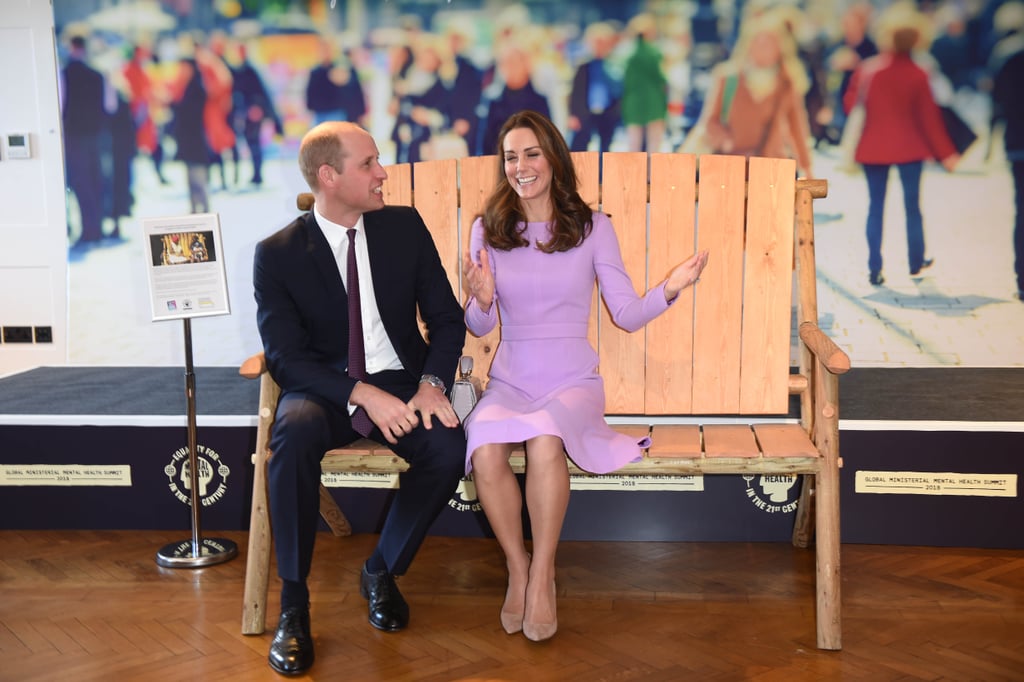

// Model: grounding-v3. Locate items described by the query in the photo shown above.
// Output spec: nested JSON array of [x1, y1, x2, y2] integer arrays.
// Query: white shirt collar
[[314, 204, 364, 257]]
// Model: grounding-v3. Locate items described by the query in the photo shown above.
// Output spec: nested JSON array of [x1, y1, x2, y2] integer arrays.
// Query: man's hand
[[350, 382, 420, 445], [408, 382, 460, 430]]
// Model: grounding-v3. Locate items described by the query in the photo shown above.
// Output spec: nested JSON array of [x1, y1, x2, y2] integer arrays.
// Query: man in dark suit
[[568, 22, 622, 153], [253, 121, 466, 675], [990, 14, 1024, 300], [62, 34, 109, 247]]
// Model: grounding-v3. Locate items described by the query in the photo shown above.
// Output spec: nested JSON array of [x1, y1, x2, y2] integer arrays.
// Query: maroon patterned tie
[[346, 228, 373, 437]]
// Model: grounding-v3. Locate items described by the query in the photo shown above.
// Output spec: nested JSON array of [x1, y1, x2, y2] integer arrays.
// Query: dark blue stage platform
[[0, 366, 1020, 548]]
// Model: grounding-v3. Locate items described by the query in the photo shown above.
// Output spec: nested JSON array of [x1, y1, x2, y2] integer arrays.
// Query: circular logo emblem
[[448, 476, 483, 513], [164, 444, 230, 507], [743, 474, 800, 514]]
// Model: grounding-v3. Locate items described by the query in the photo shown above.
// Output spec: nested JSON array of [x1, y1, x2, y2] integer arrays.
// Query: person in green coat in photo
[[622, 13, 668, 152]]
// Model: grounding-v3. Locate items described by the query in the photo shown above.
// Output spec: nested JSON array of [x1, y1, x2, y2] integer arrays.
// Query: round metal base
[[155, 537, 238, 568]]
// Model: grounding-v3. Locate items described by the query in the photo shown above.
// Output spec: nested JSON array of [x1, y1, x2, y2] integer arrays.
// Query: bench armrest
[[798, 322, 850, 375], [240, 351, 268, 380]]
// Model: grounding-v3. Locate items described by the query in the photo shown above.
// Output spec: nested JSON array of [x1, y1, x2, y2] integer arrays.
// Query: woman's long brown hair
[[481, 110, 594, 253]]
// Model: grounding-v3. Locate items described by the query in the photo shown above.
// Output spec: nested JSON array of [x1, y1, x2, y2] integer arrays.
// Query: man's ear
[[317, 163, 336, 188]]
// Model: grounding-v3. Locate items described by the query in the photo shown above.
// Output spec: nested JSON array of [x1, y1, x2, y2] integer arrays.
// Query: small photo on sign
[[149, 231, 218, 267]]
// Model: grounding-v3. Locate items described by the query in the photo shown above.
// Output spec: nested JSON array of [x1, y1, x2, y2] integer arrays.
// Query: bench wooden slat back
[[742, 157, 797, 413], [355, 152, 798, 415], [648, 153, 698, 414], [410, 159, 460, 299], [599, 152, 650, 413], [381, 162, 412, 207], [458, 155, 499, 375], [693, 155, 746, 413]]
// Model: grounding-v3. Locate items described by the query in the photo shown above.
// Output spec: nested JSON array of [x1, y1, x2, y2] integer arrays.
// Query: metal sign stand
[[156, 318, 238, 568]]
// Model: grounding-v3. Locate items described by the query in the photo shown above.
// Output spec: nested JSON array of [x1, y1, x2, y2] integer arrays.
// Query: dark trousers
[[268, 370, 465, 584], [65, 134, 104, 242], [863, 161, 925, 275], [243, 119, 264, 183], [1013, 160, 1024, 293], [571, 109, 619, 153]]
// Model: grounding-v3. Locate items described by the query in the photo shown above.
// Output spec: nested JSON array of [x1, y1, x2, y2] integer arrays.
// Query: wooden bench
[[240, 151, 847, 650]]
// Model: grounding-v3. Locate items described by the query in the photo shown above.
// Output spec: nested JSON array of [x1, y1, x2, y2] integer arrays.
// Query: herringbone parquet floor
[[0, 530, 1021, 681]]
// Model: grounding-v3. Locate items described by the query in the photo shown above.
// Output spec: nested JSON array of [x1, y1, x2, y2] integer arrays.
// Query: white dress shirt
[[314, 206, 405, 381]]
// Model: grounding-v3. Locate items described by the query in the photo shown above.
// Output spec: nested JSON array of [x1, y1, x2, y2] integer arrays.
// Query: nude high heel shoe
[[522, 579, 557, 642], [500, 556, 529, 634], [500, 597, 524, 635]]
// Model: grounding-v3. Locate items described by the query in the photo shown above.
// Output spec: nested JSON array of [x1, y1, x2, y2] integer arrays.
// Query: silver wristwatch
[[419, 374, 446, 392]]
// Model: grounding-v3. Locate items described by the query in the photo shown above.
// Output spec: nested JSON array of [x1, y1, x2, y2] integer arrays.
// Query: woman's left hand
[[664, 250, 710, 301], [463, 249, 495, 311]]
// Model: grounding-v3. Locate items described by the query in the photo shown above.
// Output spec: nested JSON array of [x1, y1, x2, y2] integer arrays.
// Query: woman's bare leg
[[471, 442, 531, 633], [522, 435, 569, 640], [626, 124, 644, 152], [646, 119, 667, 152]]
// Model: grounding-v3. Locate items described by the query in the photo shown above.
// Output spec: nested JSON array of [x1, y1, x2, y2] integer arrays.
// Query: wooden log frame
[[239, 152, 848, 651]]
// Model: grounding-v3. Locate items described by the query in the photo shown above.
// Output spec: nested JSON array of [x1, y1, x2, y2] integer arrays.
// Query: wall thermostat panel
[[3, 133, 31, 159]]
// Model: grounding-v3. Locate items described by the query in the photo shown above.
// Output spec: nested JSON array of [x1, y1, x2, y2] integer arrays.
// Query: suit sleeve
[[253, 236, 355, 410], [409, 211, 466, 388]]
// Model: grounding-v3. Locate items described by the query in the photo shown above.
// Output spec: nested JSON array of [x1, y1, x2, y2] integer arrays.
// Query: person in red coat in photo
[[123, 44, 168, 185], [196, 36, 236, 191], [845, 2, 960, 286]]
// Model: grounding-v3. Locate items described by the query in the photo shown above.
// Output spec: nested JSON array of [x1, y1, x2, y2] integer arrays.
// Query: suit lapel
[[303, 212, 346, 299], [363, 211, 388, 306]]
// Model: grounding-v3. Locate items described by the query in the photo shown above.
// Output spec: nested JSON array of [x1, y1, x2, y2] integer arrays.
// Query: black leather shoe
[[360, 563, 409, 631], [268, 606, 314, 676], [869, 271, 885, 286], [910, 258, 934, 276]]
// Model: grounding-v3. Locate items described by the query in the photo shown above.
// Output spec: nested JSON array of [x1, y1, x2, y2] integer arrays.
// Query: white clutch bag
[[450, 356, 481, 423]]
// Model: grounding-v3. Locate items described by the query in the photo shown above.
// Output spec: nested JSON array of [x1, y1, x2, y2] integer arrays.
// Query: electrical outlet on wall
[[2, 327, 34, 343]]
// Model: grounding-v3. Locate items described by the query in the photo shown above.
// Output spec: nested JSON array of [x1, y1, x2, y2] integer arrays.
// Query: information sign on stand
[[143, 213, 238, 568]]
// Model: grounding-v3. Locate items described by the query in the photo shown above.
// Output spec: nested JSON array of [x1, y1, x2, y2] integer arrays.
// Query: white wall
[[0, 0, 67, 377]]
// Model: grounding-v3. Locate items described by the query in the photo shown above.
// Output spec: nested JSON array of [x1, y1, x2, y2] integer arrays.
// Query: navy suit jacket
[[253, 205, 465, 412]]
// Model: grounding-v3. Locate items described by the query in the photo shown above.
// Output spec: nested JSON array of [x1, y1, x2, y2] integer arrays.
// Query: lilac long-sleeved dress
[[464, 212, 674, 475]]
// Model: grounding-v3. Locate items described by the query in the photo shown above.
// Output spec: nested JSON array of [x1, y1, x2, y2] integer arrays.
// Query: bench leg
[[319, 484, 352, 537], [815, 466, 842, 650], [791, 474, 815, 549], [242, 450, 272, 635]]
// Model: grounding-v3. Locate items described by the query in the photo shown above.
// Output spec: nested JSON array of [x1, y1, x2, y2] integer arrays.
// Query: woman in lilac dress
[[462, 110, 709, 642]]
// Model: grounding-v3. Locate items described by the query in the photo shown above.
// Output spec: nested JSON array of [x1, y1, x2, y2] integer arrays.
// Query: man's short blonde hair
[[298, 121, 365, 191]]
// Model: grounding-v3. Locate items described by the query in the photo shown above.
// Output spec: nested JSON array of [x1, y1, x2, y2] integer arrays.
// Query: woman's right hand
[[463, 249, 495, 312], [941, 153, 961, 172], [664, 249, 710, 301]]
